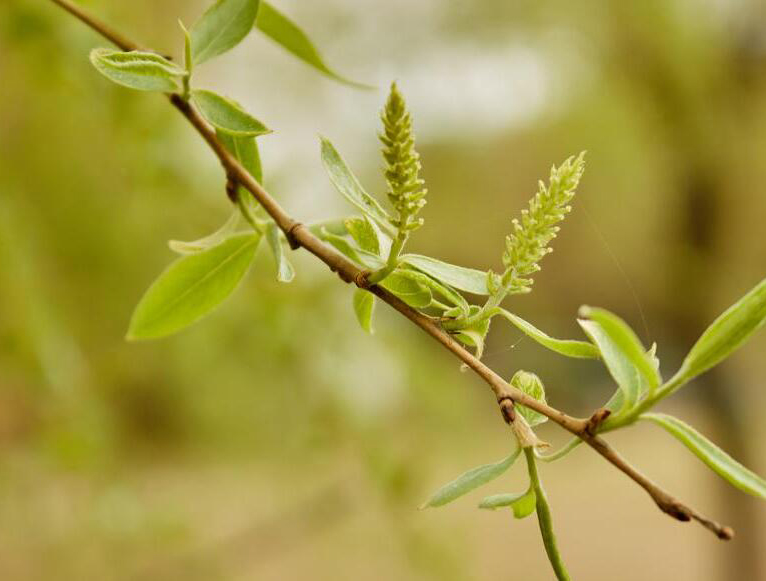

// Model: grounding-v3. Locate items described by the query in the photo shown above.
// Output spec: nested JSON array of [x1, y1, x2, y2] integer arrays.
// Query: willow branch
[[49, 0, 732, 540]]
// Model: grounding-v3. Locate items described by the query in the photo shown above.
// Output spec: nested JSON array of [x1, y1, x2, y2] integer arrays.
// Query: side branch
[[49, 0, 732, 540]]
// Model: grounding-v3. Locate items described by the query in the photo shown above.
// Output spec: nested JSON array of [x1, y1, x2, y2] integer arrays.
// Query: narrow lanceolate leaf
[[499, 310, 599, 359], [266, 223, 294, 282], [191, 0, 260, 65], [127, 233, 261, 340], [320, 138, 395, 235], [674, 276, 766, 386], [379, 271, 432, 309], [217, 130, 263, 183], [478, 491, 526, 510], [255, 2, 371, 89], [353, 288, 375, 333], [579, 319, 641, 416], [169, 211, 241, 254], [402, 254, 490, 295], [192, 90, 271, 136], [510, 370, 548, 427], [580, 306, 660, 392], [89, 49, 185, 92], [344, 216, 380, 256], [642, 413, 766, 499], [420, 446, 521, 509]]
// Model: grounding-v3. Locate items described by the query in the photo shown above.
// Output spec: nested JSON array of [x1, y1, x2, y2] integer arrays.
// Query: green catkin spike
[[380, 82, 427, 233], [502, 153, 585, 294]]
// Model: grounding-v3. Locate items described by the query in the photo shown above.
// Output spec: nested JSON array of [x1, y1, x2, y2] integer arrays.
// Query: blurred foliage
[[1, 0, 765, 579]]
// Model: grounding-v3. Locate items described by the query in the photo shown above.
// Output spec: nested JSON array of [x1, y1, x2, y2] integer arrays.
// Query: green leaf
[[674, 276, 766, 386], [190, 0, 260, 65], [578, 319, 641, 417], [580, 306, 660, 392], [379, 271, 432, 308], [89, 49, 185, 92], [217, 130, 263, 183], [498, 310, 599, 359], [320, 138, 394, 235], [396, 269, 469, 314], [344, 216, 381, 256], [478, 488, 540, 518], [192, 90, 271, 136], [255, 2, 371, 89], [265, 223, 294, 282], [321, 228, 385, 270], [169, 211, 241, 254], [510, 370, 548, 427], [420, 447, 521, 509], [127, 233, 261, 340], [353, 288, 375, 333], [642, 413, 766, 499], [402, 254, 489, 295]]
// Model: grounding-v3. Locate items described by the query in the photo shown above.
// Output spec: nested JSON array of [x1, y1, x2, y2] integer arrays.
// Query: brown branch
[[48, 0, 732, 541]]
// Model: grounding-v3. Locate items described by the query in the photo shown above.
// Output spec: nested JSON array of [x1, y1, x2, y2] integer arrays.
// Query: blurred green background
[[1, 0, 765, 579]]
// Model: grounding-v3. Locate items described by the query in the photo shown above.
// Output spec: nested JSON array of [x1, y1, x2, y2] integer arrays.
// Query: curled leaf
[[510, 370, 547, 427], [499, 310, 599, 359], [90, 48, 185, 92], [580, 306, 660, 392]]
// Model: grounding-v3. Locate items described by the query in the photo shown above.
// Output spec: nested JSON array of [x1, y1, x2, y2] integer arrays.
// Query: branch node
[[285, 222, 303, 250], [584, 408, 611, 436], [354, 270, 371, 289], [497, 396, 516, 424], [225, 174, 239, 203]]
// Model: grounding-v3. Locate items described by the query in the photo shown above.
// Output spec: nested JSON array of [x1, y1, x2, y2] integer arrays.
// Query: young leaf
[[478, 488, 539, 518], [127, 233, 261, 340], [578, 319, 641, 416], [396, 269, 469, 314], [420, 446, 521, 509], [344, 216, 380, 256], [401, 254, 490, 295], [353, 288, 375, 333], [190, 0, 260, 65], [642, 413, 766, 499], [192, 90, 271, 136], [320, 138, 394, 235], [217, 130, 263, 183], [498, 310, 599, 359], [89, 49, 185, 92], [169, 211, 241, 254], [265, 222, 294, 282], [320, 229, 384, 270], [255, 2, 371, 89], [673, 276, 766, 386], [379, 272, 432, 308], [510, 370, 548, 427], [580, 306, 660, 391]]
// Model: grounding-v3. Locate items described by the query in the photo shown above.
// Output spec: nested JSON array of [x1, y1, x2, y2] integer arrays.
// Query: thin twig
[[48, 0, 732, 540]]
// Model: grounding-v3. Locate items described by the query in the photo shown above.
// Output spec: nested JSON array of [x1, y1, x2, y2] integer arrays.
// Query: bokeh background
[[2, 0, 766, 579]]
